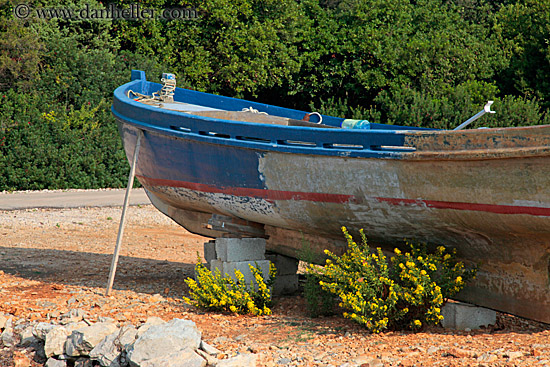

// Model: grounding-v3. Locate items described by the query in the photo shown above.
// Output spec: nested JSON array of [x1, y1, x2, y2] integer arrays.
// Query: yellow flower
[[413, 320, 422, 327], [394, 248, 401, 255]]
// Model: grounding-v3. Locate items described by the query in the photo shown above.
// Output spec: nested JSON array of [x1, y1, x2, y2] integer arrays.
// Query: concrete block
[[265, 253, 298, 276], [441, 302, 496, 330], [215, 238, 266, 262], [204, 241, 216, 266], [210, 260, 271, 287], [272, 274, 299, 296]]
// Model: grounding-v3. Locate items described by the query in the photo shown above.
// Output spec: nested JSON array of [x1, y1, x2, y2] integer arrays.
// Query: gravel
[[1, 203, 550, 366]]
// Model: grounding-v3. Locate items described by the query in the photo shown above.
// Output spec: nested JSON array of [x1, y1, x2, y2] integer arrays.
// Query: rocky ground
[[1, 204, 550, 366]]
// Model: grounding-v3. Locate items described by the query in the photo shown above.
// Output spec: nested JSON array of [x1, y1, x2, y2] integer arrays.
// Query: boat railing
[[115, 72, 550, 158]]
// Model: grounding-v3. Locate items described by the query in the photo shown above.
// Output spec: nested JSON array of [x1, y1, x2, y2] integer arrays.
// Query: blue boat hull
[[114, 70, 550, 323]]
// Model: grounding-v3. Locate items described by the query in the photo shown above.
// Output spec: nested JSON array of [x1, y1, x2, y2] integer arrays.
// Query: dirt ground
[[1, 205, 550, 366]]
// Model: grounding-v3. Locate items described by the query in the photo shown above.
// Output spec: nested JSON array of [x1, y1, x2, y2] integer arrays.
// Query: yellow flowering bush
[[184, 258, 276, 316], [315, 227, 476, 333]]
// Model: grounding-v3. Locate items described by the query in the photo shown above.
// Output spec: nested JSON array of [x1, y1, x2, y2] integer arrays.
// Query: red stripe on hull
[[138, 175, 550, 217], [137, 175, 354, 204], [375, 197, 550, 217]]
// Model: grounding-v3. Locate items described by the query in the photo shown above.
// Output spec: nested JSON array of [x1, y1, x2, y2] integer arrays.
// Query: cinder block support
[[265, 252, 299, 295], [441, 301, 496, 330], [202, 238, 272, 290], [211, 259, 271, 287], [265, 252, 298, 275], [204, 240, 217, 267], [215, 238, 266, 262]]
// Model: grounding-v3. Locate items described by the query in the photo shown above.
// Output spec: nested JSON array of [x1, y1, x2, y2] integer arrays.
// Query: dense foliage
[[307, 227, 476, 332], [1, 0, 549, 190]]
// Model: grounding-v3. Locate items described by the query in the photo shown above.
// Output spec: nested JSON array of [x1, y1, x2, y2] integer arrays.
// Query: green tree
[[495, 0, 550, 108], [0, 19, 44, 92]]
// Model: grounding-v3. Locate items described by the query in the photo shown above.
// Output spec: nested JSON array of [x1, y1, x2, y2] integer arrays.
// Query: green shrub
[[302, 268, 336, 318], [184, 259, 276, 316], [316, 227, 476, 333], [298, 242, 337, 318], [0, 19, 44, 92], [0, 96, 130, 191], [495, 0, 550, 109], [374, 81, 548, 129], [2, 0, 550, 191]]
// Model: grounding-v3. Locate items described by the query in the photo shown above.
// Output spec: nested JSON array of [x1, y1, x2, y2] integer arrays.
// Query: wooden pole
[[105, 130, 143, 296]]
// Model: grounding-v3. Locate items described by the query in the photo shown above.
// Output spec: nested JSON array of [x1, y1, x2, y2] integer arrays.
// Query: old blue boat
[[113, 70, 550, 323]]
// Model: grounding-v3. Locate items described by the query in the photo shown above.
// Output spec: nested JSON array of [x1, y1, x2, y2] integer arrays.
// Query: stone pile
[[0, 312, 256, 367]]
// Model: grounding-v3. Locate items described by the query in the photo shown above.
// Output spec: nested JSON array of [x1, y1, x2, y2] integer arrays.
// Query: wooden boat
[[113, 70, 550, 323]]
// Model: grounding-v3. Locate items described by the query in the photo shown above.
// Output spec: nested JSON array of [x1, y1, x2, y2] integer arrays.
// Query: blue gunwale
[[112, 70, 437, 159]]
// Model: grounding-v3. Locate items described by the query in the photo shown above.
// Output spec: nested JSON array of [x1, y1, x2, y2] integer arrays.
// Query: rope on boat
[[127, 73, 177, 104], [242, 107, 268, 115], [126, 90, 160, 104], [159, 74, 176, 102]]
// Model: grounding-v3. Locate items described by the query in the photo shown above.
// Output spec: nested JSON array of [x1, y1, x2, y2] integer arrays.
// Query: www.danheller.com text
[[13, 3, 198, 20]]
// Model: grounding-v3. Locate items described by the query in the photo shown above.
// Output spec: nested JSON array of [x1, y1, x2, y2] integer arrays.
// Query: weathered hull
[[113, 71, 550, 323]]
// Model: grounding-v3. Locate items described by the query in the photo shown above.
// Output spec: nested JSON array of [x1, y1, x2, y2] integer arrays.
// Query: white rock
[[477, 353, 498, 363], [507, 351, 524, 360], [89, 332, 120, 367], [216, 353, 257, 367], [33, 322, 57, 340], [45, 326, 70, 358], [139, 347, 206, 367], [127, 319, 201, 367], [65, 322, 119, 357], [18, 325, 38, 347], [65, 321, 89, 334], [119, 325, 138, 349], [136, 316, 166, 338], [196, 348, 219, 366], [1, 328, 15, 347], [0, 316, 14, 346], [200, 340, 221, 356], [45, 358, 67, 367], [98, 316, 116, 323], [3, 317, 13, 330], [0, 315, 8, 330], [89, 325, 137, 367]]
